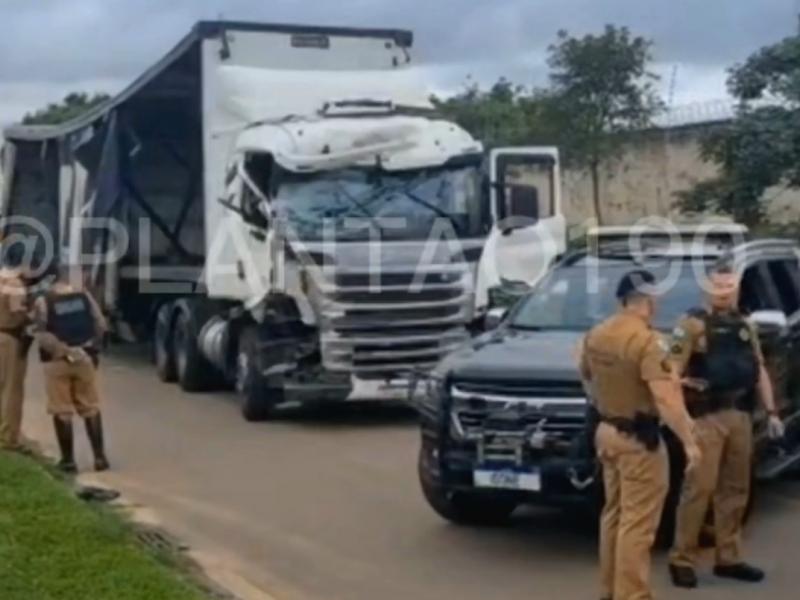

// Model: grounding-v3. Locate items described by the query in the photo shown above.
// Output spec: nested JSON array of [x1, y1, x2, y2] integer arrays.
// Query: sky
[[0, 0, 798, 126]]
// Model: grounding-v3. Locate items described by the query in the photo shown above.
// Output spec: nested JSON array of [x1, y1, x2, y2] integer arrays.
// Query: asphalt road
[[20, 347, 800, 600]]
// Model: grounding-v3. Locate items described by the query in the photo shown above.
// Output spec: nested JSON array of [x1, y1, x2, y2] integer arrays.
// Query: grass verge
[[0, 451, 209, 600]]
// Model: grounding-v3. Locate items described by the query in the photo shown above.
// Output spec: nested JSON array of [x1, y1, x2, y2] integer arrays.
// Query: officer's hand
[[684, 443, 702, 474], [68, 348, 89, 363], [681, 377, 708, 392], [768, 415, 786, 440]]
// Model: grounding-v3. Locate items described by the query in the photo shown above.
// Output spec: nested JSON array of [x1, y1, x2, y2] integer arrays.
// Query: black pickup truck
[[415, 236, 800, 529]]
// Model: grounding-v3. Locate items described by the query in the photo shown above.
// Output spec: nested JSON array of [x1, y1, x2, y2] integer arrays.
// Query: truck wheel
[[236, 327, 283, 422], [418, 447, 516, 526], [154, 303, 177, 383], [174, 301, 217, 392]]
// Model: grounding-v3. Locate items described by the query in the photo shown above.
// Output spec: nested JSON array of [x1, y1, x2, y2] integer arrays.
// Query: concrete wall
[[561, 121, 800, 227]]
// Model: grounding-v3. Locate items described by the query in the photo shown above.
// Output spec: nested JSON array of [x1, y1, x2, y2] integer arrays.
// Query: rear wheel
[[154, 303, 177, 383], [418, 447, 517, 526], [174, 301, 218, 392], [236, 327, 283, 422]]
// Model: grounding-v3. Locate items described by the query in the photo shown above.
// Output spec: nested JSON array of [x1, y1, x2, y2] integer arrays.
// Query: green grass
[[0, 452, 209, 600]]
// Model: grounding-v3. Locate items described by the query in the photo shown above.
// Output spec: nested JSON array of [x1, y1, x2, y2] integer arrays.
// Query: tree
[[22, 92, 111, 125], [432, 77, 552, 148], [677, 34, 800, 227], [546, 26, 664, 223]]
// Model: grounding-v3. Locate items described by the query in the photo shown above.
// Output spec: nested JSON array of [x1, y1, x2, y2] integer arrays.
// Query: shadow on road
[[274, 401, 419, 429]]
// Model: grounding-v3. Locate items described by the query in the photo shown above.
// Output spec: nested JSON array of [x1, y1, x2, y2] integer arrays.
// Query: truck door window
[[497, 160, 554, 222], [766, 259, 800, 316]]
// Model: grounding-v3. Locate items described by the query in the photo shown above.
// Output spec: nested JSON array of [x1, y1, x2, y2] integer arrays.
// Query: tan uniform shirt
[[669, 310, 764, 375], [581, 312, 673, 419]]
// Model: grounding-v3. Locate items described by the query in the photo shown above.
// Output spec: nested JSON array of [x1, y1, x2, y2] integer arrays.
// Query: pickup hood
[[442, 328, 584, 384]]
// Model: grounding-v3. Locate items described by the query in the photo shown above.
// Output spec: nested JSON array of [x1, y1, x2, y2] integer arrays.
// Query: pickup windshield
[[510, 257, 708, 332], [273, 164, 487, 241]]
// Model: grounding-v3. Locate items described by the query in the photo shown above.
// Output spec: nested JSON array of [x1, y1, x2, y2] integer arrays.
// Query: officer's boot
[[84, 413, 110, 472], [53, 417, 77, 474]]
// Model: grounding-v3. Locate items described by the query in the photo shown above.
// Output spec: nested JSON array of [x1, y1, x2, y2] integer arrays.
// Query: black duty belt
[[0, 327, 25, 339], [41, 346, 99, 367], [687, 392, 751, 418], [600, 413, 662, 452]]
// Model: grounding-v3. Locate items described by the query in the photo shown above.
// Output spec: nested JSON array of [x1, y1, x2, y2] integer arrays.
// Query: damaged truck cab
[[1, 21, 566, 420]]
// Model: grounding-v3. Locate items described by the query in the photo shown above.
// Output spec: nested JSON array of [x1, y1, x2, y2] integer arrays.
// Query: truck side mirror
[[750, 309, 788, 331]]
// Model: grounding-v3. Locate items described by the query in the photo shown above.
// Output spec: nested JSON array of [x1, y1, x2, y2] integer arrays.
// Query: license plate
[[473, 468, 541, 492]]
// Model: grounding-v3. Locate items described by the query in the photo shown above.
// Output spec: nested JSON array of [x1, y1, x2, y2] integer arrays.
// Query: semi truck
[[1, 21, 566, 420]]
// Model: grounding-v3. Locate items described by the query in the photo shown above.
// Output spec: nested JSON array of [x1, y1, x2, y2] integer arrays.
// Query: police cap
[[616, 269, 657, 303]]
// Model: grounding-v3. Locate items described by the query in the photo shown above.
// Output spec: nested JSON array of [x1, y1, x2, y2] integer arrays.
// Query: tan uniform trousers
[[44, 359, 100, 419], [670, 409, 752, 568], [597, 422, 669, 600], [0, 332, 27, 448]]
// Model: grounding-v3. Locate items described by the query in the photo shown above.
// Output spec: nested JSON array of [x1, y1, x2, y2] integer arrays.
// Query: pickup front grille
[[453, 379, 587, 399], [450, 384, 588, 446]]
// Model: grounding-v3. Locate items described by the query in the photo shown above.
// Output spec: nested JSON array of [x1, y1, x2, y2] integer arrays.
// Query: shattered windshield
[[273, 163, 487, 241]]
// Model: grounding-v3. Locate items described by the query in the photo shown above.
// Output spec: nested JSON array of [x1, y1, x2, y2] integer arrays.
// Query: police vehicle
[[414, 225, 800, 531]]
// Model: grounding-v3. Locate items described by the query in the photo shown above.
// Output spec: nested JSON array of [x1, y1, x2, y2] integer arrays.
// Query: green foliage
[[22, 92, 110, 126], [546, 26, 664, 222], [433, 26, 663, 224], [432, 78, 556, 148], [0, 453, 207, 600], [678, 34, 800, 225]]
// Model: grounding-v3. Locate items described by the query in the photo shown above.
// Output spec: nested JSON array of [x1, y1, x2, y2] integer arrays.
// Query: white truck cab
[[1, 21, 566, 419]]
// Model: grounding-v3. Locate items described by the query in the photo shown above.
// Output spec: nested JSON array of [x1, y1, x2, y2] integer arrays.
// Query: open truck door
[[476, 147, 566, 310]]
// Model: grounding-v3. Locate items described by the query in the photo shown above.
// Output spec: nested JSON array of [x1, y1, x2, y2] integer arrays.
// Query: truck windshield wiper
[[508, 323, 546, 331], [393, 174, 463, 234], [331, 183, 388, 237]]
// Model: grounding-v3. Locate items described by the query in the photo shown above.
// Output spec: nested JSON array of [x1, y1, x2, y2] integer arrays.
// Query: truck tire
[[154, 303, 177, 383], [236, 327, 284, 422], [418, 447, 516, 526], [174, 300, 218, 392]]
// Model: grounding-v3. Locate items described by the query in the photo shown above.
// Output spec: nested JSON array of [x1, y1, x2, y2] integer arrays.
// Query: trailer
[[1, 21, 566, 420]]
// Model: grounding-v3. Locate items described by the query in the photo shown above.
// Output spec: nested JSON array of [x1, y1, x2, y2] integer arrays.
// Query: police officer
[[34, 265, 109, 473], [668, 263, 783, 588], [0, 248, 33, 452], [580, 270, 700, 600]]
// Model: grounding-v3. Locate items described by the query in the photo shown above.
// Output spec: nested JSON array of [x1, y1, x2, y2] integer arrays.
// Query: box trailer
[[1, 21, 566, 420]]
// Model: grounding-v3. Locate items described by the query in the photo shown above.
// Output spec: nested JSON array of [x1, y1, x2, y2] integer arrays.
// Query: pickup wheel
[[418, 447, 516, 526], [236, 327, 283, 422], [154, 303, 177, 383], [174, 300, 217, 392]]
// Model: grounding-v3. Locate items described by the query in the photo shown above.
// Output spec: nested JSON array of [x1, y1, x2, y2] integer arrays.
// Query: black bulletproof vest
[[687, 309, 759, 394], [46, 292, 95, 348]]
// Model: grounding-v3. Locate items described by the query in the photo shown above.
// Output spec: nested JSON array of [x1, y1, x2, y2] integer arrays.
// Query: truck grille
[[317, 265, 473, 376]]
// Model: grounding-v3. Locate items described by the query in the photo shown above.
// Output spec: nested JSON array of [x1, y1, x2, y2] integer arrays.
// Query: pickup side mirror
[[750, 309, 788, 331], [485, 307, 508, 330]]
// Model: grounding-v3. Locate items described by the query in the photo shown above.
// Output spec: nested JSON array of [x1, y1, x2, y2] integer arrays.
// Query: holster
[[602, 412, 661, 452]]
